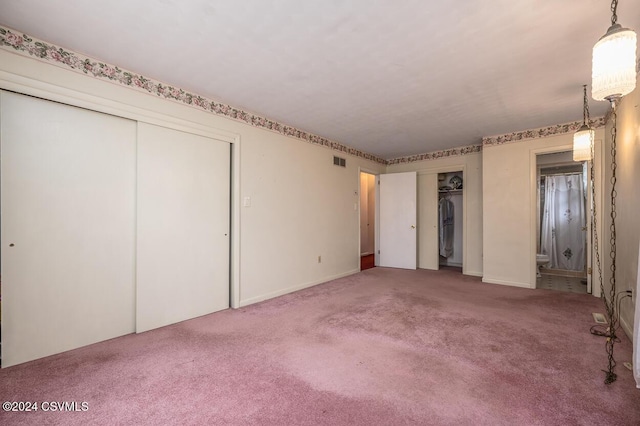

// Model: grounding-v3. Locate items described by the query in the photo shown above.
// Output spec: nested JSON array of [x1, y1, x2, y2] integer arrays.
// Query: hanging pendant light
[[588, 0, 636, 386], [573, 85, 594, 161], [591, 0, 637, 101]]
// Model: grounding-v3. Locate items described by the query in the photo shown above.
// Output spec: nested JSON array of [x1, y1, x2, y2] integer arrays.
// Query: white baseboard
[[482, 277, 533, 289], [464, 270, 483, 277], [620, 315, 633, 341], [238, 269, 360, 307]]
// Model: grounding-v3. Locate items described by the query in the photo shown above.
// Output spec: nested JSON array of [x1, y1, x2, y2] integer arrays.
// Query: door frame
[[0, 71, 242, 308], [358, 171, 376, 256], [417, 164, 468, 273], [529, 143, 602, 296], [366, 166, 469, 273], [358, 167, 380, 268]]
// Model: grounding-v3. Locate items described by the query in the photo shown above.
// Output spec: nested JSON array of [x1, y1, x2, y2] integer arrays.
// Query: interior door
[[1, 91, 136, 367], [136, 123, 230, 333], [379, 172, 417, 269]]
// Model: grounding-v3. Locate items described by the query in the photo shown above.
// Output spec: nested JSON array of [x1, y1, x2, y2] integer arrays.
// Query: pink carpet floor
[[1, 267, 639, 425]]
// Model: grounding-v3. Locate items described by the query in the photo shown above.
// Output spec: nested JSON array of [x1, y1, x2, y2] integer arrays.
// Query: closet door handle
[[411, 225, 416, 229]]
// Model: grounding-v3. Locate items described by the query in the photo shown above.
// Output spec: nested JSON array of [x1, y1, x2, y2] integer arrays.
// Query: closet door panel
[[1, 91, 136, 367], [136, 123, 230, 333], [418, 173, 439, 270]]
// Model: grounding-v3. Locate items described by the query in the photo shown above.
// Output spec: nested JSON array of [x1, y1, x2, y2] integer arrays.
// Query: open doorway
[[359, 171, 376, 270], [535, 151, 589, 294], [438, 171, 463, 272]]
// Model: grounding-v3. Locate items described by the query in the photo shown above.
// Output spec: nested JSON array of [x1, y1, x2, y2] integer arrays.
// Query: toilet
[[536, 254, 550, 278]]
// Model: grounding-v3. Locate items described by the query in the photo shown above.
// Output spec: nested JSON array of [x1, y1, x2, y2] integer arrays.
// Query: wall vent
[[592, 313, 607, 324], [333, 156, 346, 167]]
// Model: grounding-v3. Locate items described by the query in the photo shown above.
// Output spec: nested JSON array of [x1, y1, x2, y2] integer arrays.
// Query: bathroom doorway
[[535, 151, 589, 294]]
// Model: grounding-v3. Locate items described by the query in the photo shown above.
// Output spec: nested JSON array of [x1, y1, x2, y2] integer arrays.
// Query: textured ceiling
[[1, 0, 638, 159]]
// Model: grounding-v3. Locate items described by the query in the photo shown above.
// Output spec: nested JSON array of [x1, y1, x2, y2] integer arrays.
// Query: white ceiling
[[1, 0, 638, 159]]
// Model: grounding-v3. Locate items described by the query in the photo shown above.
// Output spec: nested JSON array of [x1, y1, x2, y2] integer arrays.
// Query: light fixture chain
[[585, 85, 602, 302], [582, 85, 590, 125], [590, 130, 603, 321], [610, 0, 618, 26], [604, 101, 618, 384]]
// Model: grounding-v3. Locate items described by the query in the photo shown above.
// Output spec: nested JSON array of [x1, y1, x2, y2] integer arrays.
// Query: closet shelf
[[438, 189, 463, 193]]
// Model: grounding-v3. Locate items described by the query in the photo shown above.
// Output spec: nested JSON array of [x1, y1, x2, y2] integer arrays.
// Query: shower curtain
[[540, 174, 586, 271]]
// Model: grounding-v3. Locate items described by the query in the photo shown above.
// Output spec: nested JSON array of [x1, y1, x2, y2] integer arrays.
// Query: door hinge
[[588, 267, 592, 275]]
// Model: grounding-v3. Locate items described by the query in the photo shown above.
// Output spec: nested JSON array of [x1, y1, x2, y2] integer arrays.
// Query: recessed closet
[[438, 172, 463, 268], [0, 91, 231, 367]]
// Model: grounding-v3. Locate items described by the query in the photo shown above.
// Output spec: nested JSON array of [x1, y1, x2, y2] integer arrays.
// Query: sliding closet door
[[0, 91, 136, 367], [136, 123, 230, 333]]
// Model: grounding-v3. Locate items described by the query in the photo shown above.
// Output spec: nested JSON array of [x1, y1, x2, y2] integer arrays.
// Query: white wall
[[238, 130, 385, 304], [387, 152, 483, 276], [537, 150, 574, 166], [604, 84, 640, 337], [0, 49, 386, 311], [482, 129, 604, 288]]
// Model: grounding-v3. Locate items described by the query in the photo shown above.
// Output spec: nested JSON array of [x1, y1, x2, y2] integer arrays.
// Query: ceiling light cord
[[582, 85, 590, 127], [603, 100, 618, 384], [610, 0, 618, 26], [588, 100, 604, 338]]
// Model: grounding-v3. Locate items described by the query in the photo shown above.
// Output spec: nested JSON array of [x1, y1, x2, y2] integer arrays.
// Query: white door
[[1, 92, 136, 367], [136, 123, 230, 333], [418, 173, 439, 270], [379, 172, 417, 269]]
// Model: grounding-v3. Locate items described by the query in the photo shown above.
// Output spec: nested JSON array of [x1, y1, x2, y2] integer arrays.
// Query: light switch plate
[[243, 196, 251, 207]]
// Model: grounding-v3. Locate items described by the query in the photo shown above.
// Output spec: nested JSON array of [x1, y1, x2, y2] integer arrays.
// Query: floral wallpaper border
[[482, 116, 606, 147], [0, 26, 389, 165], [387, 144, 483, 165], [0, 25, 610, 165]]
